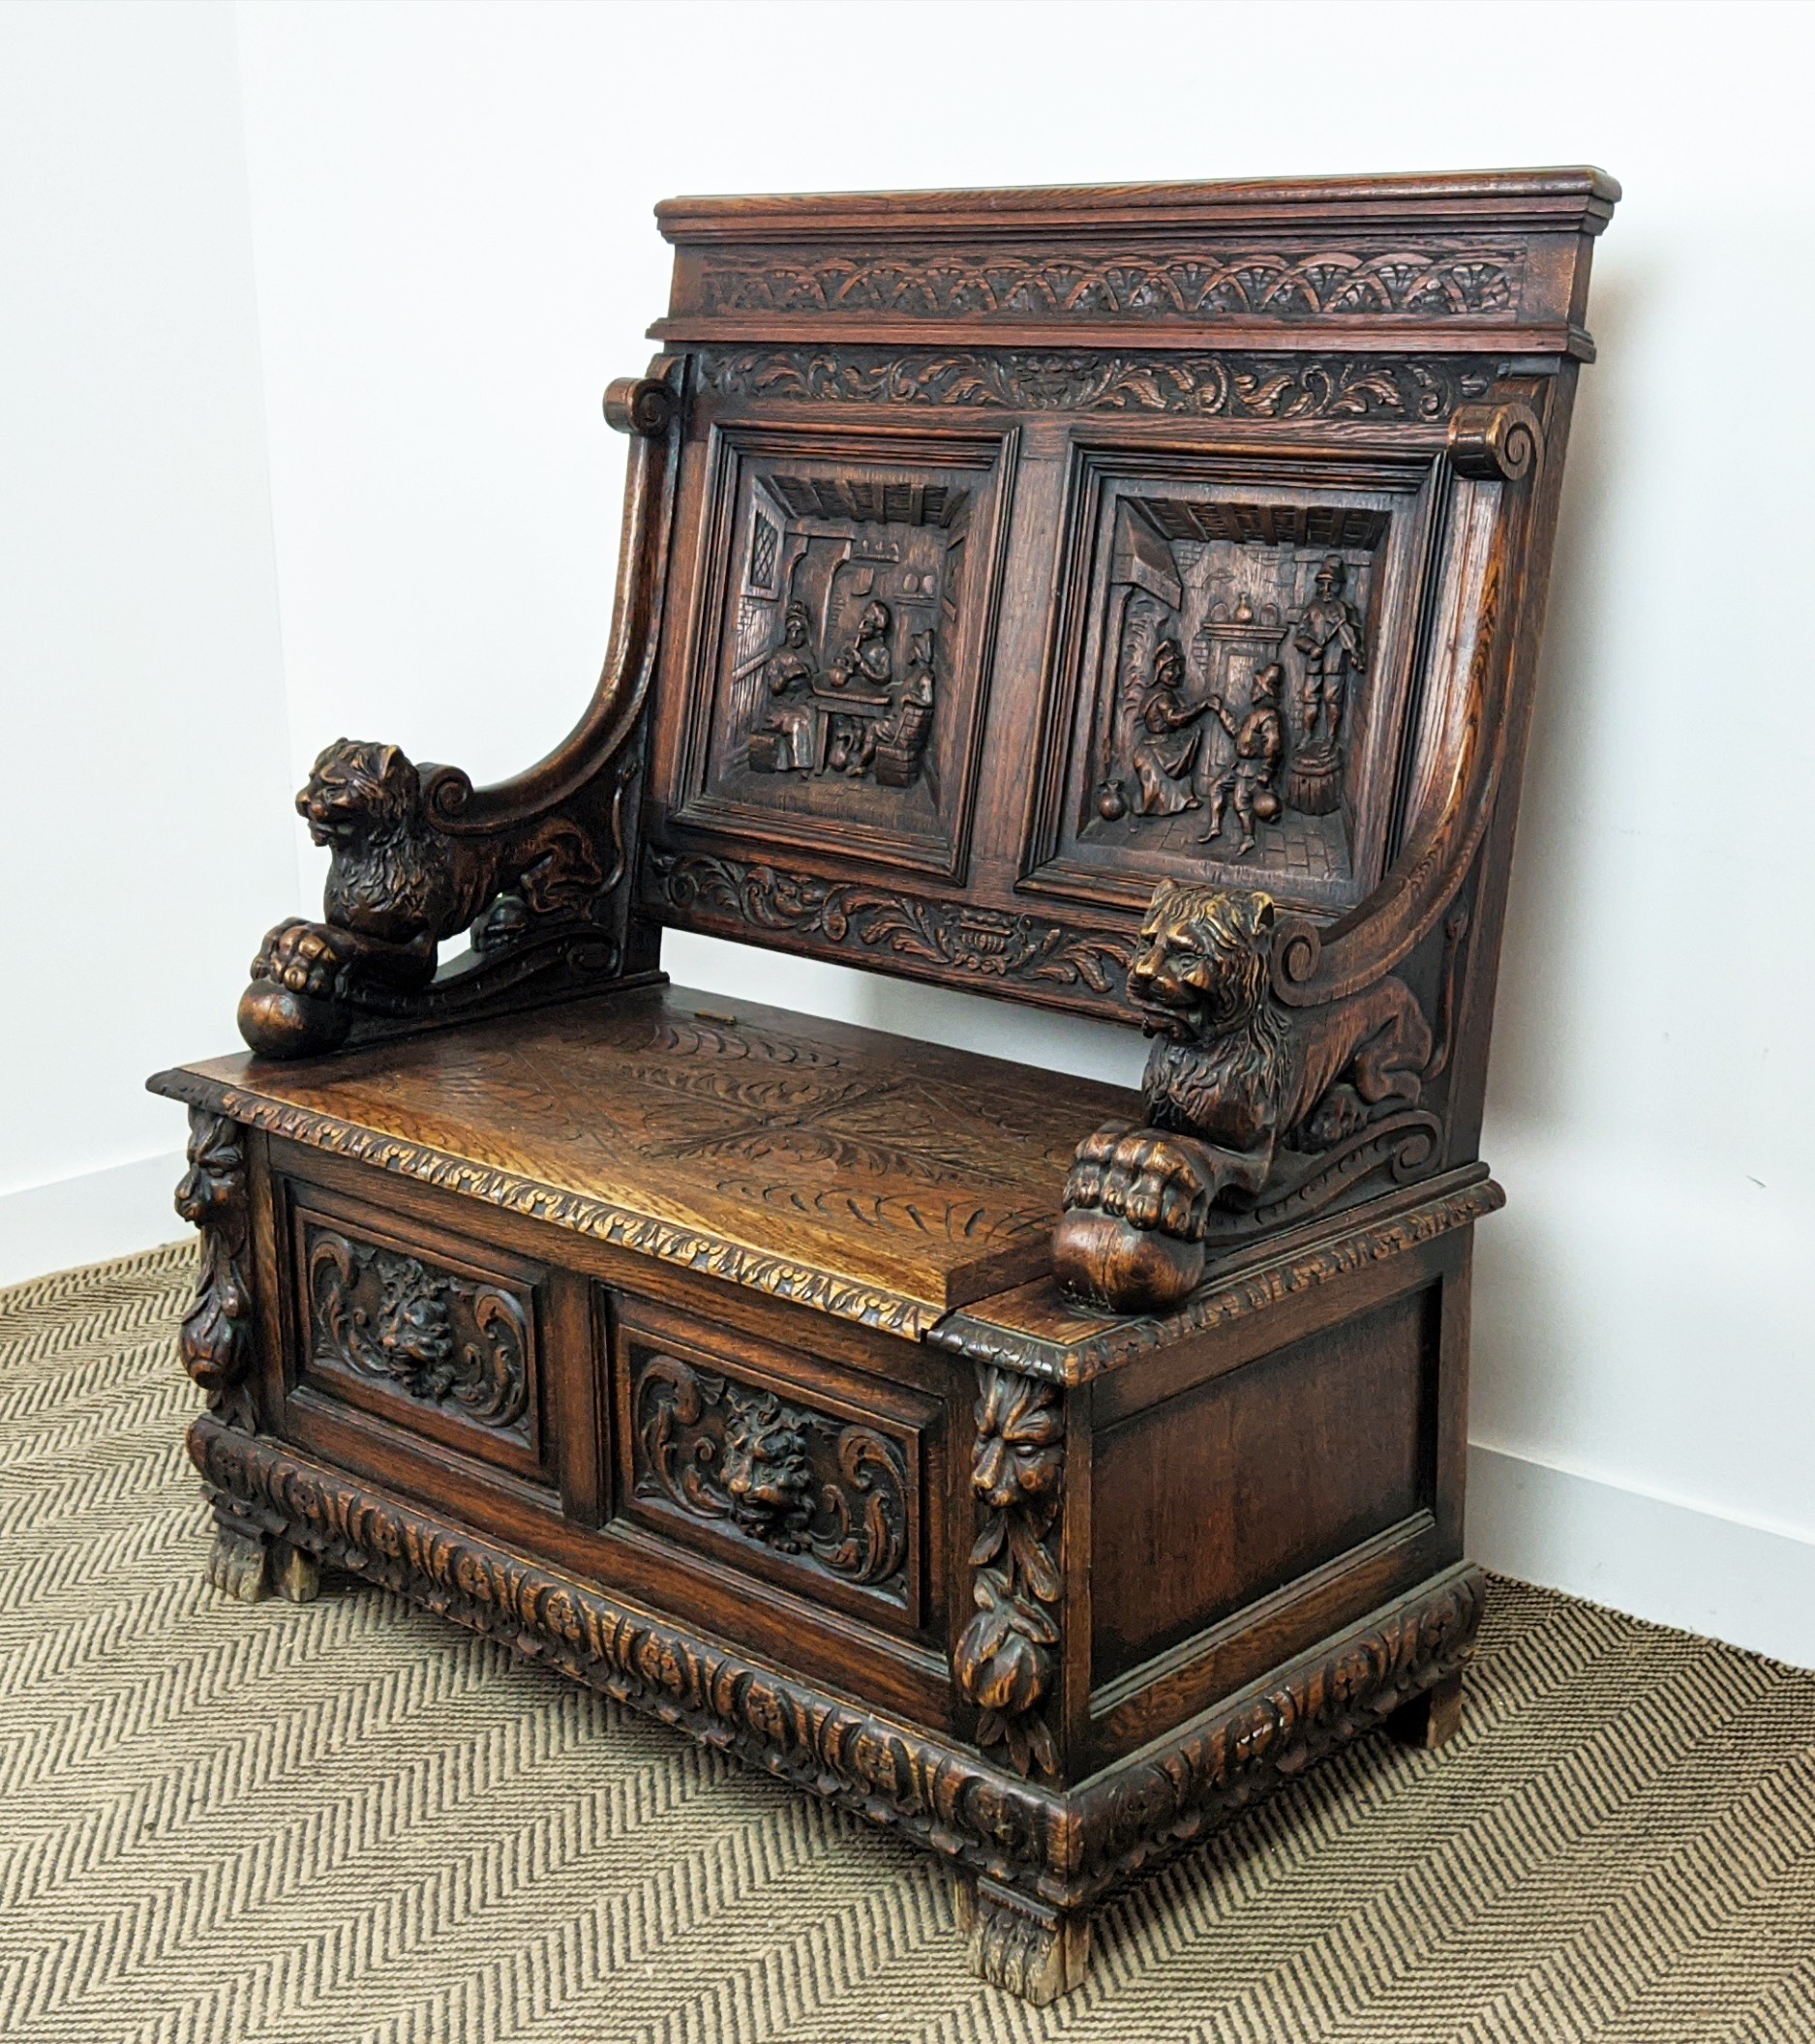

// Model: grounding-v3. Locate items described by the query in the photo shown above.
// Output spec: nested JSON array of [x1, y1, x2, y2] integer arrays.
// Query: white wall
[[0, 0, 299, 1282], [4, 0, 1810, 1663]]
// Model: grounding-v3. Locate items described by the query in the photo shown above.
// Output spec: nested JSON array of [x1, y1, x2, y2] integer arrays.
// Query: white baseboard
[[1467, 1440, 1815, 1669], [0, 1151, 188, 1288]]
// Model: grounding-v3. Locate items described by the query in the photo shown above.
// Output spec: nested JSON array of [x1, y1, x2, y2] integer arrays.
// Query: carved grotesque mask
[[971, 1369, 1063, 1511]]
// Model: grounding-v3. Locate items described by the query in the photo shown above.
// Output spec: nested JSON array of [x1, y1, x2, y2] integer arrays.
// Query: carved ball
[[237, 979, 352, 1060], [1254, 788, 1282, 823], [1097, 781, 1128, 822], [1051, 1210, 1205, 1314]]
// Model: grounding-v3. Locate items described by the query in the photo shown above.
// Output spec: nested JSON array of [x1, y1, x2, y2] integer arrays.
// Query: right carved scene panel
[[1022, 448, 1441, 918]]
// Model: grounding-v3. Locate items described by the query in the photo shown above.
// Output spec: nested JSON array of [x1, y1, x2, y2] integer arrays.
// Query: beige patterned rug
[[4, 1244, 1813, 2044]]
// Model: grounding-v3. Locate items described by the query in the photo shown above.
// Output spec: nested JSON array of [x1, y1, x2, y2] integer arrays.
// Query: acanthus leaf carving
[[699, 348, 1496, 422], [632, 1351, 909, 1594], [952, 1366, 1064, 1781], [648, 851, 1134, 997], [306, 1225, 530, 1433], [172, 1107, 257, 1430]]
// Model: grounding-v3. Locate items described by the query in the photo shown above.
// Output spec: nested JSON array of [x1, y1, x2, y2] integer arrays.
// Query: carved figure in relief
[[826, 600, 894, 772], [1052, 882, 1432, 1311], [871, 628, 937, 786], [1129, 639, 1211, 816], [240, 739, 602, 1057], [720, 1387, 815, 1548], [1202, 663, 1286, 856], [750, 603, 823, 773], [1292, 555, 1365, 743]]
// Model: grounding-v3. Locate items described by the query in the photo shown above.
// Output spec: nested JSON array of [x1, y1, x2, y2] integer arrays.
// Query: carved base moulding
[[193, 1415, 1484, 1999]]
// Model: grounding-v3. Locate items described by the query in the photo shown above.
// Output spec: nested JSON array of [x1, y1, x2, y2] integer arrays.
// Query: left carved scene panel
[[669, 424, 1017, 879], [287, 1190, 553, 1487]]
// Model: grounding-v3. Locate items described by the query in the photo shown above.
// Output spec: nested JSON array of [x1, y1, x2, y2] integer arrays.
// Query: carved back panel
[[636, 173, 1613, 1109]]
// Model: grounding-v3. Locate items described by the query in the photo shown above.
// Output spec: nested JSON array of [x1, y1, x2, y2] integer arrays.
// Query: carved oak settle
[[152, 170, 1617, 2001]]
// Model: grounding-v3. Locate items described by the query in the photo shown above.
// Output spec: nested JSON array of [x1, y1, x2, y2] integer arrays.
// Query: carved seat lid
[[150, 985, 1137, 1338]]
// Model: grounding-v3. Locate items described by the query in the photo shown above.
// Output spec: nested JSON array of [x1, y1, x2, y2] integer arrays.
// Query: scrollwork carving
[[952, 1367, 1064, 1781], [1053, 883, 1437, 1312], [172, 1108, 257, 1430], [1448, 397, 1543, 480], [631, 1352, 909, 1592], [699, 347, 1495, 420], [648, 852, 1133, 996], [306, 1226, 530, 1432]]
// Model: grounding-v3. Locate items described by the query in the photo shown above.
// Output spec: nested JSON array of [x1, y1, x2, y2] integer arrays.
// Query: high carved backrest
[[234, 170, 1615, 1299]]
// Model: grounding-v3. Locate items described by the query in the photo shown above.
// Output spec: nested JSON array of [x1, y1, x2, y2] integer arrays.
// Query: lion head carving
[[1127, 882, 1277, 1044], [297, 739, 423, 848]]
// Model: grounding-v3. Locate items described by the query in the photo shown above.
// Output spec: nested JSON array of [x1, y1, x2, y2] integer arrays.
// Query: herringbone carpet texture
[[4, 1247, 1813, 2044]]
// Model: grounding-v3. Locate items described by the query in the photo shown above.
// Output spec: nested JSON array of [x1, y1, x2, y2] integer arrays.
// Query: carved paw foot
[[253, 917, 359, 1002], [955, 1879, 1089, 2005], [1053, 1122, 1215, 1312], [206, 1523, 269, 1602], [206, 1524, 321, 1605], [1387, 1668, 1465, 1750], [1301, 1081, 1369, 1149]]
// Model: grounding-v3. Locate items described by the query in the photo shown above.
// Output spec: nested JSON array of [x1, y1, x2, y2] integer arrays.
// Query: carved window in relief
[[1022, 452, 1437, 918], [301, 1221, 534, 1444], [625, 1346, 916, 1613], [675, 427, 1015, 881]]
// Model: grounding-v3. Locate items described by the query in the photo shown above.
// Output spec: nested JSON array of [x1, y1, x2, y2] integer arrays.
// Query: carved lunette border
[[148, 1071, 942, 1339], [190, 1415, 1483, 1909], [934, 1176, 1505, 1383], [691, 248, 1528, 324]]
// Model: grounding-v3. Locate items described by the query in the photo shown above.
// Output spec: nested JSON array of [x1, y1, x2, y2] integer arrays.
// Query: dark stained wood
[[150, 168, 1616, 2002], [1090, 1285, 1436, 1682]]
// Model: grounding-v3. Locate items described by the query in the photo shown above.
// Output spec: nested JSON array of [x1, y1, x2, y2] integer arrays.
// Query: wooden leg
[[1387, 1668, 1466, 1750], [273, 1540, 321, 1604], [955, 1877, 1090, 2004], [206, 1522, 270, 1603]]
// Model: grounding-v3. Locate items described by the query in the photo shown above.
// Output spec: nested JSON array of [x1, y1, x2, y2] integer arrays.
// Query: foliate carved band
[[648, 851, 1134, 998], [1075, 1567, 1486, 1886], [952, 1368, 1065, 1781], [696, 247, 1524, 321], [173, 1108, 257, 1430], [633, 1352, 909, 1596], [698, 348, 1495, 422], [1053, 883, 1438, 1313], [190, 1415, 1482, 1909], [306, 1225, 530, 1433]]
